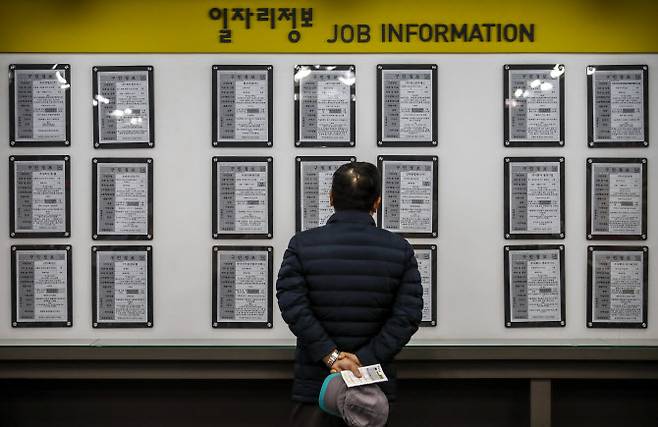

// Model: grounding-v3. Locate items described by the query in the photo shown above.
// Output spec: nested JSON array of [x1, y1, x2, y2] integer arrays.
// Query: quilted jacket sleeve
[[355, 243, 423, 366], [276, 235, 337, 362]]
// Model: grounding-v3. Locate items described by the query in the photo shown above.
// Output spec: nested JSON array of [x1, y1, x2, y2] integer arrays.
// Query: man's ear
[[372, 196, 382, 213], [329, 191, 334, 207]]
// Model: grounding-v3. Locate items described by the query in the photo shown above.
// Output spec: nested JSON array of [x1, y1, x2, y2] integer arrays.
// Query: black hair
[[331, 162, 380, 212]]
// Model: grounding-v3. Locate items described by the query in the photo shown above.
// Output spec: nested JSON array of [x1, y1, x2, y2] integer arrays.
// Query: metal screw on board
[[587, 234, 592, 240], [642, 159, 647, 164], [148, 142, 154, 147], [147, 322, 152, 327], [64, 156, 69, 161], [213, 322, 218, 327], [147, 67, 153, 71], [64, 65, 69, 70], [267, 322, 272, 328], [559, 141, 564, 146], [432, 232, 437, 237], [92, 247, 97, 252], [213, 247, 219, 252], [587, 322, 593, 327], [267, 158, 272, 162], [378, 141, 383, 146], [93, 322, 98, 327], [642, 323, 647, 328], [504, 65, 510, 70], [377, 65, 382, 70], [213, 233, 218, 238], [93, 234, 98, 239], [66, 321, 72, 326], [505, 234, 511, 239], [147, 234, 152, 240], [559, 246, 564, 251], [431, 245, 436, 250], [431, 321, 436, 326], [350, 158, 355, 162], [643, 247, 648, 252], [12, 322, 17, 327], [589, 142, 594, 147], [643, 141, 649, 146], [213, 142, 218, 146], [296, 157, 301, 162], [506, 322, 512, 327], [432, 65, 437, 70], [10, 141, 15, 146], [588, 159, 593, 164], [64, 232, 70, 237], [505, 247, 510, 251], [589, 247, 594, 252], [213, 66, 218, 70], [643, 66, 648, 70], [505, 141, 510, 146], [559, 158, 564, 162], [147, 158, 152, 164], [95, 143, 100, 148], [10, 64, 15, 70], [146, 246, 151, 251], [560, 321, 565, 326], [295, 142, 301, 146], [267, 233, 272, 238], [66, 246, 71, 251], [9, 156, 14, 161], [267, 66, 272, 70], [267, 142, 272, 146], [11, 246, 16, 251], [349, 142, 355, 146], [10, 232, 15, 237], [267, 247, 272, 252], [93, 159, 98, 164], [65, 140, 70, 145], [642, 234, 647, 240], [559, 233, 564, 239]]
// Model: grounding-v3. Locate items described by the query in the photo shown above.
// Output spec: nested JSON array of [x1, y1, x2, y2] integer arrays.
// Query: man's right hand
[[330, 356, 362, 378]]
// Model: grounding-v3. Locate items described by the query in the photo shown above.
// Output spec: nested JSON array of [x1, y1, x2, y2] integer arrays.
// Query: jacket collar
[[326, 210, 376, 226]]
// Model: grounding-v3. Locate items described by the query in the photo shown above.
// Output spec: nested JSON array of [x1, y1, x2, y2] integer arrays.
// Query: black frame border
[[504, 157, 566, 240], [503, 64, 565, 147], [212, 156, 274, 239], [504, 244, 566, 328], [9, 154, 71, 238], [587, 245, 649, 329], [92, 157, 154, 241], [91, 245, 154, 328], [294, 156, 356, 233], [212, 65, 273, 148], [412, 244, 438, 327], [376, 64, 438, 147], [212, 245, 274, 329], [9, 64, 72, 147], [294, 65, 356, 148], [587, 65, 649, 148], [586, 158, 648, 241], [92, 65, 155, 149], [377, 155, 439, 238], [11, 244, 73, 328]]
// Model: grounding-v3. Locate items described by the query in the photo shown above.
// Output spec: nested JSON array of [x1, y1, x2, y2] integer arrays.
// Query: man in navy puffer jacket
[[277, 162, 424, 426]]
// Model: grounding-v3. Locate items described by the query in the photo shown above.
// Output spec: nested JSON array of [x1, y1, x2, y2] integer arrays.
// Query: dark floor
[[1, 379, 656, 427]]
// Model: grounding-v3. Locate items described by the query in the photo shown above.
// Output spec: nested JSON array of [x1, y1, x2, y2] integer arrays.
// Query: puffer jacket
[[276, 209, 423, 402]]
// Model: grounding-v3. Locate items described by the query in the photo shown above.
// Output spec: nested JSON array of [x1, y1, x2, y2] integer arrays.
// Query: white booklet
[[340, 364, 388, 388]]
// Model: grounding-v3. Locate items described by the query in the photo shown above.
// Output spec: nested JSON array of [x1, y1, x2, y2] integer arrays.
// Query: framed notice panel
[[294, 65, 356, 147], [378, 155, 438, 238], [92, 66, 154, 148], [587, 246, 648, 329], [586, 158, 647, 241], [92, 245, 153, 328], [504, 157, 565, 240], [504, 245, 566, 328], [212, 65, 273, 147], [92, 158, 153, 241], [413, 244, 437, 327], [587, 65, 649, 148], [9, 64, 71, 147], [212, 246, 273, 328], [212, 156, 273, 239], [11, 245, 73, 328], [9, 155, 71, 238], [295, 156, 356, 232], [503, 64, 565, 147], [377, 64, 438, 147]]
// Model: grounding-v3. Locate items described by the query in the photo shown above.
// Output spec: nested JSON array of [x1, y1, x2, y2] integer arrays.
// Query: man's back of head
[[331, 162, 380, 213]]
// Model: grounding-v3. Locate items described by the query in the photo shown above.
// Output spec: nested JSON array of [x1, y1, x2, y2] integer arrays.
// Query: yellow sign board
[[0, 0, 657, 53]]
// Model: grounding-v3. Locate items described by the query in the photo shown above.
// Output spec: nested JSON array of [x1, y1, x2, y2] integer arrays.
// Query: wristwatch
[[326, 349, 340, 367]]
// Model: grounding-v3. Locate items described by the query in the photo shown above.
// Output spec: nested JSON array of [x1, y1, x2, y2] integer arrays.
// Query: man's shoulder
[[292, 224, 412, 251]]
